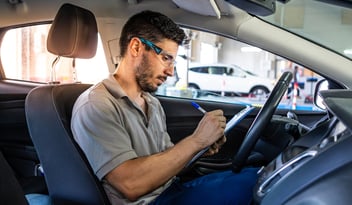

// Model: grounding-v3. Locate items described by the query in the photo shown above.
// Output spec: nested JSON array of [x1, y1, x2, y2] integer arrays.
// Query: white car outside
[[188, 63, 274, 96]]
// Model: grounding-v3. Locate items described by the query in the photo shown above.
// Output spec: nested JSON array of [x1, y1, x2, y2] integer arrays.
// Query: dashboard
[[253, 89, 352, 204]]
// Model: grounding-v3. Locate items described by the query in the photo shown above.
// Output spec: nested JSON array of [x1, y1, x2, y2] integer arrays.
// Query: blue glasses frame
[[138, 37, 176, 67]]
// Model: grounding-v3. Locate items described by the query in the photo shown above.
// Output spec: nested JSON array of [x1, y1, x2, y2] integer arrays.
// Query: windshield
[[260, 0, 352, 60]]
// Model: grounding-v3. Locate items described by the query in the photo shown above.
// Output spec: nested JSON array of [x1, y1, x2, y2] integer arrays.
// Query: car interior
[[1, 0, 352, 205]]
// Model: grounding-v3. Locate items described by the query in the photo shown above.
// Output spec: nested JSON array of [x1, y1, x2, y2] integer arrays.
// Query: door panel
[[158, 95, 327, 171], [0, 81, 45, 193], [158, 96, 257, 157]]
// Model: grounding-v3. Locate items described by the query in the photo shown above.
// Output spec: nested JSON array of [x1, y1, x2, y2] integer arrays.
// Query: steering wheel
[[232, 71, 293, 173]]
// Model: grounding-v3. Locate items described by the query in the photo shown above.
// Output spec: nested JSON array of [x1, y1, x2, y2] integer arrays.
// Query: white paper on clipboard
[[185, 106, 255, 168]]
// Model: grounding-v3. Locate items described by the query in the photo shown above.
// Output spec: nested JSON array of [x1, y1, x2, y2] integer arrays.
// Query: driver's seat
[[25, 3, 110, 205]]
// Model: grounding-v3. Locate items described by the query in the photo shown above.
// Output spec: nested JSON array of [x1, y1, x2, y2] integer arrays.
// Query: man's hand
[[204, 135, 227, 156], [192, 110, 227, 151]]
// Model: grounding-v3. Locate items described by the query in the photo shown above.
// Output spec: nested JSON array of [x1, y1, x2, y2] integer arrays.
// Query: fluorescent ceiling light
[[241, 46, 262, 52], [344, 49, 352, 55]]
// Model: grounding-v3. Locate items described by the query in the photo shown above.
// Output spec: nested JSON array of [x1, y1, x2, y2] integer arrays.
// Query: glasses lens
[[160, 52, 176, 67], [139, 37, 176, 67]]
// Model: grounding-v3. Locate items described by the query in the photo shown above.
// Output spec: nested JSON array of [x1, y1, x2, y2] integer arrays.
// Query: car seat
[[25, 3, 110, 205]]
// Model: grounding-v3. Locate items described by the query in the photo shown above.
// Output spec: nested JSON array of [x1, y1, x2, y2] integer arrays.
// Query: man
[[71, 10, 258, 205]]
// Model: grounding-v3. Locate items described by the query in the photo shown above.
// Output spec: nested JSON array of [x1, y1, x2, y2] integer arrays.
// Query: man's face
[[135, 39, 178, 92]]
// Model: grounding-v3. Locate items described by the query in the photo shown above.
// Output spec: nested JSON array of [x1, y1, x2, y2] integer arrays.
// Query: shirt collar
[[102, 74, 127, 99], [102, 74, 154, 103]]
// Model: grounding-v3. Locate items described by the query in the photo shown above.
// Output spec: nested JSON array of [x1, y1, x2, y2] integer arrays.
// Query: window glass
[[1, 24, 109, 84], [156, 28, 323, 111], [209, 67, 225, 75]]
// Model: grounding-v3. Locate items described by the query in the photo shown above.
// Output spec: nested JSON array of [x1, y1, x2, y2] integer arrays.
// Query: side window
[[191, 67, 208, 74], [209, 67, 225, 75], [232, 67, 245, 77], [0, 24, 109, 84], [157, 28, 323, 111], [200, 67, 209, 74]]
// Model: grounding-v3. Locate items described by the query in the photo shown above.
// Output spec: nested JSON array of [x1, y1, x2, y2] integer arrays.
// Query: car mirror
[[225, 0, 277, 16], [314, 79, 329, 110]]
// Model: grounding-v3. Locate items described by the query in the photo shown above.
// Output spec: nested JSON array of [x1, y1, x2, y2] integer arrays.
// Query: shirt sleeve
[[71, 98, 137, 180]]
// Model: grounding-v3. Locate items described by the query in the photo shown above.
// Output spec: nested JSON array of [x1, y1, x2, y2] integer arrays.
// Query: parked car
[[1, 0, 352, 205], [187, 63, 274, 97]]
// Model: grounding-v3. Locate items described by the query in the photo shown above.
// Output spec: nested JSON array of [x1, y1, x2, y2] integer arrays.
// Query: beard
[[135, 54, 166, 92]]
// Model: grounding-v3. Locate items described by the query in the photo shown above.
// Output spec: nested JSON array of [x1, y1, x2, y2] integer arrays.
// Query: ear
[[129, 37, 143, 57]]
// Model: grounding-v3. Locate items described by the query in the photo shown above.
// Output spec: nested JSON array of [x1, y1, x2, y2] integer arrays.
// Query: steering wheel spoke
[[232, 72, 293, 173]]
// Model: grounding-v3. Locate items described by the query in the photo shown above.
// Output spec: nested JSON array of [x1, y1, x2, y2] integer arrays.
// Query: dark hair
[[119, 10, 186, 57]]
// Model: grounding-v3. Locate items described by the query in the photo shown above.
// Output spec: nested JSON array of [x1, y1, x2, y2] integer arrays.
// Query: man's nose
[[165, 65, 175, 76]]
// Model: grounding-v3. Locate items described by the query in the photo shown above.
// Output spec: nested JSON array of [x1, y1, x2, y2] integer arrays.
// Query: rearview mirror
[[314, 79, 329, 110], [225, 0, 276, 16]]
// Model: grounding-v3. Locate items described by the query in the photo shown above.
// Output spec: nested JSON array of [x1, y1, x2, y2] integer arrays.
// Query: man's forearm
[[105, 135, 201, 201]]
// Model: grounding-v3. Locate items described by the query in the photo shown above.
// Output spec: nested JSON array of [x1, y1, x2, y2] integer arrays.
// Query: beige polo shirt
[[71, 74, 174, 205]]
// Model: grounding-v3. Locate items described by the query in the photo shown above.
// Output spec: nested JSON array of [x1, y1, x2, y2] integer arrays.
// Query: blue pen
[[191, 102, 207, 114]]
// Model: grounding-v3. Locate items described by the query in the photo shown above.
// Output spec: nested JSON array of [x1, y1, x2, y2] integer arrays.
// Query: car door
[[205, 66, 227, 92], [188, 66, 225, 92], [0, 81, 39, 179], [223, 66, 250, 94]]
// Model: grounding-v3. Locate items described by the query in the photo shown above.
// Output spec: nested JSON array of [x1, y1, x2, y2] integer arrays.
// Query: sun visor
[[172, 0, 230, 19]]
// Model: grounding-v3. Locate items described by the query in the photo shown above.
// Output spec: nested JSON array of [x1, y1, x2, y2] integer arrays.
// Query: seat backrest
[[25, 3, 110, 205]]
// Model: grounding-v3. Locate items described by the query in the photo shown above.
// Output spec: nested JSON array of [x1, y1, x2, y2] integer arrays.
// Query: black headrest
[[47, 3, 98, 59]]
